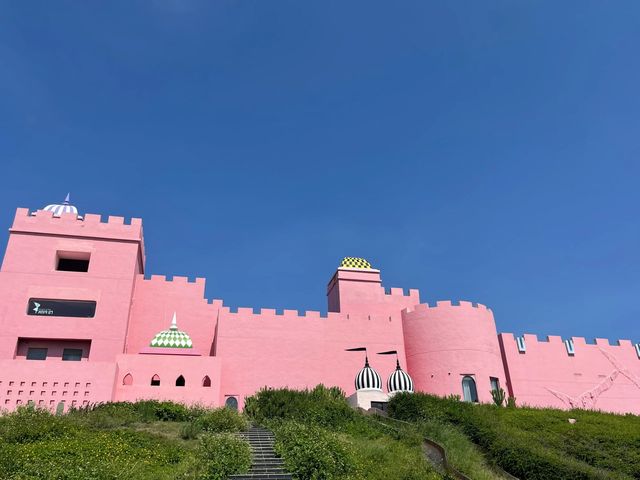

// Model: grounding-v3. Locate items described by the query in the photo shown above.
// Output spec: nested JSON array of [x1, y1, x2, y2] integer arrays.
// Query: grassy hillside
[[244, 385, 442, 480], [388, 392, 640, 480], [0, 401, 251, 480]]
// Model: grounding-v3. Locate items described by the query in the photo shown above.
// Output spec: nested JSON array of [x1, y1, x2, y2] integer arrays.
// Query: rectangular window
[[56, 251, 90, 272], [27, 299, 96, 318], [26, 348, 48, 360], [490, 377, 500, 392], [62, 349, 83, 361]]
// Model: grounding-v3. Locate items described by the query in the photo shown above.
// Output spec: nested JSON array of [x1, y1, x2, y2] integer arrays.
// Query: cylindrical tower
[[402, 301, 507, 403]]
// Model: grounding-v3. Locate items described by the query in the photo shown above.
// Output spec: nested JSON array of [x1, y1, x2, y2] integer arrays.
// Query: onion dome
[[387, 359, 414, 393], [355, 356, 382, 391], [149, 313, 193, 349], [44, 193, 79, 217], [340, 257, 373, 269]]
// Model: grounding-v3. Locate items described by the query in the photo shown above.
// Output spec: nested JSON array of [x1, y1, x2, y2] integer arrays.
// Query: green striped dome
[[150, 313, 193, 349]]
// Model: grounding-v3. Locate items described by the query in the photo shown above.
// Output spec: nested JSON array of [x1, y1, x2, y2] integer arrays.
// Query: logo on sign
[[32, 302, 54, 315]]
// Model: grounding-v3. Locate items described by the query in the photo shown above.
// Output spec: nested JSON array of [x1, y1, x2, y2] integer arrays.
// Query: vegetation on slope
[[388, 392, 640, 480], [244, 385, 442, 480], [0, 401, 250, 480]]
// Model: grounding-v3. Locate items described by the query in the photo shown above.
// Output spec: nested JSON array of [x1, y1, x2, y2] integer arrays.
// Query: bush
[[0, 406, 75, 443], [388, 392, 638, 480], [271, 420, 358, 480], [193, 407, 248, 434], [193, 433, 251, 480], [244, 384, 355, 428]]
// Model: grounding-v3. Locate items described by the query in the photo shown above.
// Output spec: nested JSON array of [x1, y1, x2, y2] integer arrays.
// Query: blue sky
[[1, 2, 639, 342]]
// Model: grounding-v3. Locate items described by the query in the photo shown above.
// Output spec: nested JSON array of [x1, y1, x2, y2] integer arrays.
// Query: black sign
[[27, 298, 96, 318]]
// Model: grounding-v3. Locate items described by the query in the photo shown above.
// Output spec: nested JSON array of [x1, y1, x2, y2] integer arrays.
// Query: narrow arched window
[[123, 373, 133, 386], [150, 374, 161, 386], [225, 396, 238, 411], [176, 375, 185, 387], [462, 375, 478, 403], [202, 376, 211, 387]]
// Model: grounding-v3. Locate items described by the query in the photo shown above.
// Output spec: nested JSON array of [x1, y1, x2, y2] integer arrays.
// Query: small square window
[[490, 377, 500, 392], [56, 252, 90, 272], [62, 349, 83, 361], [26, 348, 47, 360]]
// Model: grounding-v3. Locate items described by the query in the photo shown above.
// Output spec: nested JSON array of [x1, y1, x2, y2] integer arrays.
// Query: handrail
[[365, 410, 519, 480]]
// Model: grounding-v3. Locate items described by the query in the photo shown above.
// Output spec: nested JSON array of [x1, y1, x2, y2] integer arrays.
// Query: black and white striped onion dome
[[355, 358, 382, 391], [44, 193, 78, 217], [387, 361, 414, 393]]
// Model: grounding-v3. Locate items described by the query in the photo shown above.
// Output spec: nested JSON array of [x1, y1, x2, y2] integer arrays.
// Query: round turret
[[387, 359, 414, 393], [43, 193, 79, 217], [355, 357, 382, 391]]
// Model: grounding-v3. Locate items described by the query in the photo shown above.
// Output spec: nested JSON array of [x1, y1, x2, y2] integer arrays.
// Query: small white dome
[[44, 193, 79, 217], [355, 357, 382, 391], [387, 360, 414, 393]]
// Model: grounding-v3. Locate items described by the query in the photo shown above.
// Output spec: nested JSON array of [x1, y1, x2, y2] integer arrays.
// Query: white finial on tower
[[64, 193, 71, 204], [170, 312, 178, 330]]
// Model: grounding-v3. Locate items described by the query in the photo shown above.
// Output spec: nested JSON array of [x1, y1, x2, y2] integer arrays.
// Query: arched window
[[462, 375, 478, 403], [225, 396, 238, 411], [150, 374, 161, 386], [175, 375, 185, 387], [202, 376, 211, 387], [123, 373, 133, 386]]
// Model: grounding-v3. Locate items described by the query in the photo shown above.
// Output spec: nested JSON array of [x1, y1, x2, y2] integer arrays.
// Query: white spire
[[170, 312, 178, 330]]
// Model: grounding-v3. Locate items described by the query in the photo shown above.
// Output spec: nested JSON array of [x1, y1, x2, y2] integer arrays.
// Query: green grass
[[389, 392, 640, 480], [0, 401, 251, 480], [245, 385, 442, 480]]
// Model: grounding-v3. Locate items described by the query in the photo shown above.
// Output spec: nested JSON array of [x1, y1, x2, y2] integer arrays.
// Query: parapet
[[136, 274, 207, 299], [221, 305, 394, 323], [499, 332, 637, 351], [10, 208, 143, 242], [403, 300, 490, 315]]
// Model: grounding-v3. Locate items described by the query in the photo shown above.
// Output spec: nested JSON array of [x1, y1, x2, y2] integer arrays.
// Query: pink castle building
[[1, 197, 640, 414]]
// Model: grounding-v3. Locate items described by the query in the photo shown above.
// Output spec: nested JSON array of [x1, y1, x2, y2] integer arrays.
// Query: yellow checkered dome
[[340, 257, 373, 269]]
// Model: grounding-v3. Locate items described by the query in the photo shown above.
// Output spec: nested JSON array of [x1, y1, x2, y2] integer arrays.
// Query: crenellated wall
[[499, 333, 640, 414], [215, 306, 409, 409], [402, 301, 507, 403], [125, 275, 220, 356]]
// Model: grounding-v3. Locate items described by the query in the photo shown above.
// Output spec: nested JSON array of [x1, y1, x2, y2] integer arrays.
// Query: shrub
[[0, 406, 75, 443], [193, 407, 248, 434], [491, 387, 506, 406], [271, 420, 358, 480], [193, 433, 251, 480]]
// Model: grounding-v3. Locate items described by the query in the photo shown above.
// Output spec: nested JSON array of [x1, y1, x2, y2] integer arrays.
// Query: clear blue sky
[[1, 2, 639, 342]]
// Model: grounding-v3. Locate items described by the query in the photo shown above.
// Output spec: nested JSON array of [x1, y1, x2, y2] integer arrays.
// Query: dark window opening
[[490, 377, 500, 392], [26, 348, 48, 360], [62, 349, 83, 361], [175, 375, 185, 387], [202, 376, 211, 387], [462, 375, 479, 403], [150, 375, 160, 386], [225, 396, 238, 411], [370, 401, 388, 412], [57, 258, 90, 272]]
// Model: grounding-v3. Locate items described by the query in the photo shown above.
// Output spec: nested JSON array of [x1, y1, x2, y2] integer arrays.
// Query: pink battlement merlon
[[1, 201, 640, 414]]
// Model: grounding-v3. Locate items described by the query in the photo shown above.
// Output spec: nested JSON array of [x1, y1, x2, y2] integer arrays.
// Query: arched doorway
[[225, 396, 238, 411]]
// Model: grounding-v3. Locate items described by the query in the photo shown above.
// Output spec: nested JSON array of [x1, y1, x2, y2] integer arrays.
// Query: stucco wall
[[499, 333, 640, 414]]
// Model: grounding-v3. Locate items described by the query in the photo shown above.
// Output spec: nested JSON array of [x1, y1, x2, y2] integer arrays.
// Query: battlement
[[10, 208, 143, 242], [221, 305, 395, 322], [402, 300, 490, 315], [384, 287, 420, 298], [500, 332, 635, 348], [136, 274, 206, 299]]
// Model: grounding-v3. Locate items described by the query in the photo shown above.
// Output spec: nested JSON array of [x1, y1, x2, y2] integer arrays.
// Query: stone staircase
[[228, 426, 293, 480]]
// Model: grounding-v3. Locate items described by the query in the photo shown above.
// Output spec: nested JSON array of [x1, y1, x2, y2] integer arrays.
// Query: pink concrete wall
[[499, 334, 640, 414], [114, 354, 221, 406], [124, 275, 220, 356], [402, 301, 507, 403], [0, 359, 116, 412], [215, 308, 409, 408]]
